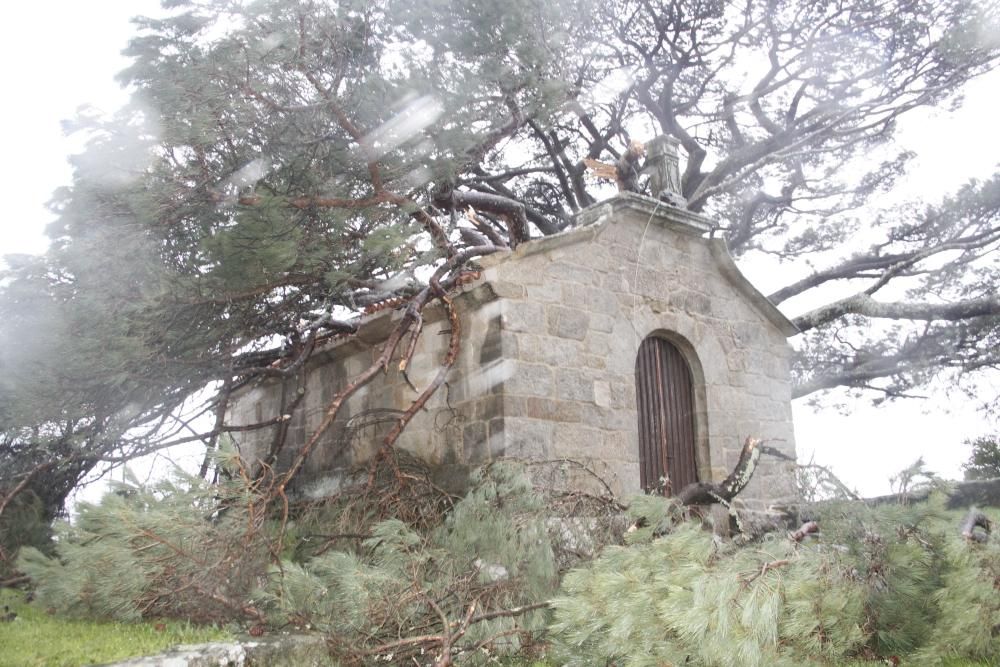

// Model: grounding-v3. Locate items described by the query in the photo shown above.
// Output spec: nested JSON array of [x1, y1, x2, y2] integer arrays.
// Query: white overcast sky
[[1, 2, 998, 498]]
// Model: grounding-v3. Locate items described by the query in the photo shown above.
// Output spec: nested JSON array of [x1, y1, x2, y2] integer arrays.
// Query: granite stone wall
[[229, 193, 799, 507]]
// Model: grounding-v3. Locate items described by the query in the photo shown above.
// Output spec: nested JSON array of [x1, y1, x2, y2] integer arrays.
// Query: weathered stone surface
[[489, 280, 526, 299], [501, 300, 545, 333], [477, 315, 504, 364], [488, 417, 506, 458], [503, 418, 553, 458], [544, 261, 596, 286], [474, 394, 503, 421], [555, 368, 599, 402], [585, 332, 612, 355], [593, 380, 612, 408], [684, 292, 712, 315], [553, 422, 605, 458], [463, 421, 488, 463], [589, 313, 617, 333], [515, 334, 583, 366], [578, 405, 633, 432], [547, 305, 590, 340], [525, 283, 563, 303], [562, 283, 622, 315], [503, 361, 554, 397], [509, 396, 583, 422]]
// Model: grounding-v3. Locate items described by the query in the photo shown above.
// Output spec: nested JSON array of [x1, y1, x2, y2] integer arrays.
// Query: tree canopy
[[2, 0, 1000, 527]]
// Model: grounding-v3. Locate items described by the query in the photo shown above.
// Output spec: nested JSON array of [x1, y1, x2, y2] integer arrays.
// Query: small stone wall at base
[[100, 634, 333, 667]]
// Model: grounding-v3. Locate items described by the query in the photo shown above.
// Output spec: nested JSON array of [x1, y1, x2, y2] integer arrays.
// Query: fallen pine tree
[[13, 438, 1000, 666], [548, 494, 1000, 666]]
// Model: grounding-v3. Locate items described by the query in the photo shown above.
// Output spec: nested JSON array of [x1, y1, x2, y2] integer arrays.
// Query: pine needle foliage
[[548, 494, 1000, 666], [258, 464, 558, 662], [914, 536, 1000, 663], [15, 456, 558, 664], [17, 465, 272, 625], [549, 522, 865, 666]]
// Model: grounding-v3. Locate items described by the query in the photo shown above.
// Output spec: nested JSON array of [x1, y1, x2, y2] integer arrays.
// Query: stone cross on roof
[[643, 135, 687, 208]]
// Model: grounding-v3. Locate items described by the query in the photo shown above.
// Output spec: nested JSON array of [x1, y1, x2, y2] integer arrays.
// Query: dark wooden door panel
[[635, 337, 697, 495]]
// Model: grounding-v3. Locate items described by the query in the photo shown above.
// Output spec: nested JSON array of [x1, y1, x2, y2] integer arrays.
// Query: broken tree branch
[[789, 520, 819, 542], [677, 437, 762, 506], [960, 508, 992, 544]]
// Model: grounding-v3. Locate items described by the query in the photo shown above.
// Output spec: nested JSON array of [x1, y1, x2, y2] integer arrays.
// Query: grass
[[0, 589, 229, 667]]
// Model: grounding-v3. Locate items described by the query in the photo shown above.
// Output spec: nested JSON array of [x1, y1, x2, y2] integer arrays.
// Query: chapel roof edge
[[575, 192, 714, 234]]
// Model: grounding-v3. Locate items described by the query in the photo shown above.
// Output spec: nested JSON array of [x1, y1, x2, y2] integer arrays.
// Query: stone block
[[430, 464, 472, 495], [762, 354, 791, 379], [594, 380, 612, 408], [694, 335, 729, 381], [601, 220, 640, 250], [590, 313, 617, 333], [475, 394, 504, 421], [547, 305, 590, 341], [489, 280, 526, 299], [572, 244, 614, 273], [579, 406, 633, 432], [609, 381, 635, 409], [504, 360, 554, 397], [464, 421, 489, 464], [503, 418, 553, 458], [601, 271, 629, 293], [671, 232, 694, 253], [604, 325, 639, 375], [516, 334, 583, 366], [477, 315, 504, 364], [463, 358, 513, 397], [618, 460, 641, 495], [729, 321, 766, 350], [603, 430, 628, 459], [496, 253, 549, 284], [726, 350, 750, 373], [709, 296, 746, 323], [632, 267, 673, 299], [488, 417, 506, 458], [609, 237, 641, 263], [519, 397, 583, 422], [684, 291, 712, 315], [525, 283, 562, 303], [585, 332, 612, 355], [438, 426, 463, 464], [743, 374, 777, 397], [500, 331, 519, 358], [545, 261, 596, 285], [501, 301, 545, 333], [562, 283, 622, 315], [553, 422, 604, 458], [555, 368, 597, 402]]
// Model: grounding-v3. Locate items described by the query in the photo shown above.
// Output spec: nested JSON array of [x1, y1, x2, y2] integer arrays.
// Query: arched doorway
[[635, 336, 698, 495]]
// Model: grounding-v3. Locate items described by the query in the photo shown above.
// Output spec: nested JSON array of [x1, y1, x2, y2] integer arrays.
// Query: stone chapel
[[229, 169, 800, 509]]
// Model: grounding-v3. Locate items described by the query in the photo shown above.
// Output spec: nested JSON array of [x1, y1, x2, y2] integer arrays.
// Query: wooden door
[[635, 337, 698, 495]]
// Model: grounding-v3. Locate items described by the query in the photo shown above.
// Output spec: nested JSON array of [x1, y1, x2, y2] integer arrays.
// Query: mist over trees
[[2, 0, 999, 531]]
